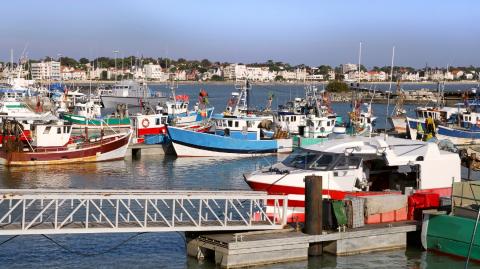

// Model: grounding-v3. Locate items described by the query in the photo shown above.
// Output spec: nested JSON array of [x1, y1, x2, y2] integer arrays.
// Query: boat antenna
[[385, 46, 395, 140]]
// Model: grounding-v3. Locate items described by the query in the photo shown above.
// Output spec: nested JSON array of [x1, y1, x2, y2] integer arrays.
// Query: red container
[[408, 192, 440, 220]]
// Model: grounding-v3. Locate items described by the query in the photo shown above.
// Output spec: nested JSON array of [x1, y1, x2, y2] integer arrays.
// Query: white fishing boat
[[244, 135, 460, 221], [101, 80, 166, 109]]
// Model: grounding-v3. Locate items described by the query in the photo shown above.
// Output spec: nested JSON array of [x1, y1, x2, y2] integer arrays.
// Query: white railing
[[0, 189, 288, 235]]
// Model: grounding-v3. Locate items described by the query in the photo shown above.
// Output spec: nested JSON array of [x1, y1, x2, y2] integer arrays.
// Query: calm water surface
[[0, 83, 478, 268]]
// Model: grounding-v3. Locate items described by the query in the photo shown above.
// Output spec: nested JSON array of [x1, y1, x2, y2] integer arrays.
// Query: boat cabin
[[304, 115, 337, 138], [31, 123, 72, 147], [277, 112, 307, 135], [213, 116, 271, 140]]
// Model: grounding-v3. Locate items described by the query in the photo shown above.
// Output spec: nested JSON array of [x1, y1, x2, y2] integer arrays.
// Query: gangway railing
[[0, 189, 288, 235]]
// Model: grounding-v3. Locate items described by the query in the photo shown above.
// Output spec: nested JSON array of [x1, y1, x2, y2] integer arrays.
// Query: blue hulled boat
[[167, 80, 292, 157]]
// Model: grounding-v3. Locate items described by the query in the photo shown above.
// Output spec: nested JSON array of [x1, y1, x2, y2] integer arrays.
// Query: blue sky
[[1, 0, 479, 67]]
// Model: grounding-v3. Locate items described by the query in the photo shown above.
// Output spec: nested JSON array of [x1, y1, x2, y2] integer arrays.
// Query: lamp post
[[113, 50, 119, 81]]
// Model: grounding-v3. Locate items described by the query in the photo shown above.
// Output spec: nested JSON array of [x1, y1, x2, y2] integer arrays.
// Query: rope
[[41, 232, 146, 257], [0, 235, 18, 246]]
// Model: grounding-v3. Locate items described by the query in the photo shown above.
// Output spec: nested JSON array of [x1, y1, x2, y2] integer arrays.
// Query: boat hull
[[168, 126, 292, 157], [422, 213, 480, 261], [101, 96, 166, 109], [0, 132, 132, 166], [436, 125, 480, 145], [389, 116, 407, 133]]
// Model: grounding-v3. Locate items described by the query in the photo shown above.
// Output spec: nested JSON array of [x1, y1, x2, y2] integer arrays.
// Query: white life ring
[[142, 118, 150, 128]]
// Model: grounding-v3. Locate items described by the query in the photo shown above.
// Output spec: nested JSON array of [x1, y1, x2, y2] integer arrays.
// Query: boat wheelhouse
[[244, 136, 460, 221], [130, 113, 169, 144]]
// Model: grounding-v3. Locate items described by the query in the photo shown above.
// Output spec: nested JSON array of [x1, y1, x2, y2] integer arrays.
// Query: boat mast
[[385, 46, 395, 140]]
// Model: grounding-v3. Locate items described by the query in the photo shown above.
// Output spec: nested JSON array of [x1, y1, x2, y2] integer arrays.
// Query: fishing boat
[[62, 101, 131, 129], [388, 86, 407, 133], [422, 181, 480, 261], [244, 135, 460, 221], [0, 119, 132, 166], [101, 80, 166, 109], [167, 80, 292, 157]]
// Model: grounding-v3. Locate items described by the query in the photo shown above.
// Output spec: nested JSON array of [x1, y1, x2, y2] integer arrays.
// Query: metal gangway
[[0, 189, 288, 235]]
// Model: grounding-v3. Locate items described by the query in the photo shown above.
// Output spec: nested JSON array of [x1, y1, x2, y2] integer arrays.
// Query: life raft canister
[[142, 118, 150, 128]]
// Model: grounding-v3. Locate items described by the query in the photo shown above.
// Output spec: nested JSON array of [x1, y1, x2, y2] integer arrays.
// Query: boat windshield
[[282, 149, 336, 170]]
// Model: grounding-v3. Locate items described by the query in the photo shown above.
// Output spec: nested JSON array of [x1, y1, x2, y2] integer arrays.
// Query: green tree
[[326, 80, 349, 92], [200, 59, 211, 68], [79, 58, 90, 65], [210, 75, 223, 81], [274, 75, 285, 81], [317, 65, 332, 75], [100, 70, 108, 80], [59, 57, 78, 67]]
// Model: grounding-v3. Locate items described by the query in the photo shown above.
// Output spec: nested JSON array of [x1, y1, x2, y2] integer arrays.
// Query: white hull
[[389, 116, 407, 133], [101, 96, 165, 109]]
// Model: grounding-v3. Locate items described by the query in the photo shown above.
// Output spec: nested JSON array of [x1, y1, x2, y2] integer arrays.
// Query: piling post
[[304, 175, 323, 256]]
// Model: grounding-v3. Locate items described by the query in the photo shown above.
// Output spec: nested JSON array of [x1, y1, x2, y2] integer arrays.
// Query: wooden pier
[[187, 221, 419, 268]]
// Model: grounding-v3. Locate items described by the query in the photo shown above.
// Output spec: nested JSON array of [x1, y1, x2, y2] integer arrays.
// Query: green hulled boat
[[63, 113, 131, 128], [422, 181, 480, 261]]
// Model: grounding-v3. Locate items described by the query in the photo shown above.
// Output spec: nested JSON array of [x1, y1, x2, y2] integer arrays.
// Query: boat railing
[[452, 181, 480, 209]]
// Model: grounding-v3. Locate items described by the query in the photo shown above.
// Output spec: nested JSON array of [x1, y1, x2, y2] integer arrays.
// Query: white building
[[223, 64, 247, 80], [444, 71, 454, 81], [144, 63, 164, 80], [306, 74, 324, 81], [401, 72, 420, 82], [328, 70, 336, 80], [341, 63, 358, 74], [30, 61, 61, 80]]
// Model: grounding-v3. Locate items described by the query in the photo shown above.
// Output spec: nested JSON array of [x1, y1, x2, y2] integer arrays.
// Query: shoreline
[[12, 80, 479, 86]]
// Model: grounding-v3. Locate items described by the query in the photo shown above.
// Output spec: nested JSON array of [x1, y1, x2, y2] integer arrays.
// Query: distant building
[[306, 74, 324, 81], [341, 63, 358, 74], [144, 63, 163, 80], [328, 70, 336, 80], [401, 72, 420, 82], [223, 64, 246, 80], [30, 61, 61, 80]]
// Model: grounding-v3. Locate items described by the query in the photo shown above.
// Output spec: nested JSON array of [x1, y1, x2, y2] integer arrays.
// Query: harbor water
[[0, 83, 478, 268]]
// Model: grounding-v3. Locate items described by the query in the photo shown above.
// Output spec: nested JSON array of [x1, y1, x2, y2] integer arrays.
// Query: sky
[[1, 0, 479, 68]]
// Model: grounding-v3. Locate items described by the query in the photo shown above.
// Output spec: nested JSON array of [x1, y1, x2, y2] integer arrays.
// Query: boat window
[[161, 117, 167, 124], [156, 118, 160, 125], [309, 154, 335, 170], [57, 127, 61, 134], [327, 121, 331, 127], [334, 156, 349, 170], [235, 121, 239, 127], [282, 150, 318, 169], [228, 121, 233, 127], [43, 126, 51, 134], [334, 156, 362, 170], [293, 116, 296, 121], [247, 121, 253, 127]]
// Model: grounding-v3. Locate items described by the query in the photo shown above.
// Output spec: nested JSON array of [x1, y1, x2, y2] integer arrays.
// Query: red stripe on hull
[[137, 126, 167, 136], [248, 181, 452, 208]]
